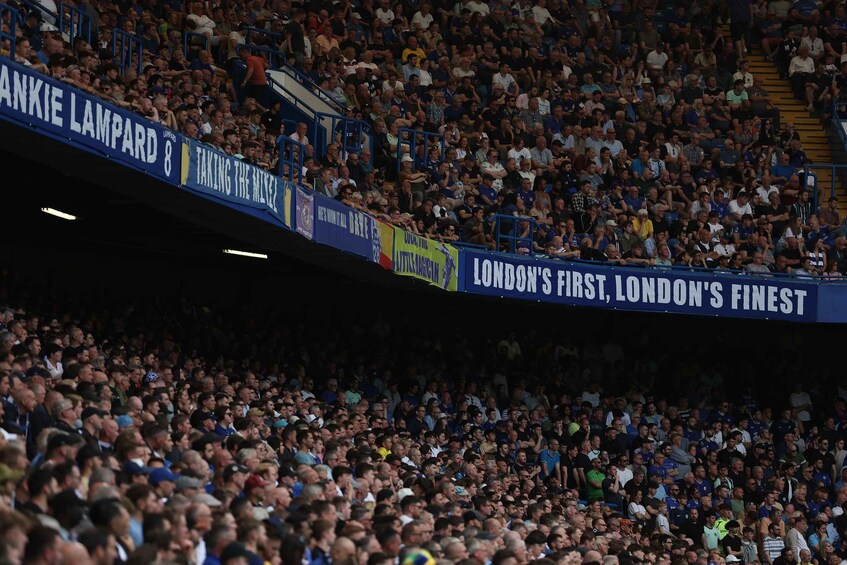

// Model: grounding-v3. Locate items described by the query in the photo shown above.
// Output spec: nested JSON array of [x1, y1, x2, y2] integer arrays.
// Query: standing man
[[239, 46, 269, 103]]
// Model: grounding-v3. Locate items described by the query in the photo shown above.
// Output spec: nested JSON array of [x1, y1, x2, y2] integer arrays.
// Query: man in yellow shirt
[[401, 36, 426, 66]]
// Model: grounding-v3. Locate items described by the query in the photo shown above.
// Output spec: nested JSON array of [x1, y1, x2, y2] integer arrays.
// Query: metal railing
[[833, 99, 847, 149], [281, 63, 345, 113], [244, 44, 285, 70], [112, 29, 143, 74], [182, 31, 210, 58], [490, 214, 539, 255], [244, 27, 281, 48], [397, 128, 444, 172], [0, 4, 17, 55], [15, 0, 55, 24], [266, 73, 320, 115], [314, 112, 371, 164], [278, 136, 306, 184], [802, 163, 847, 209], [540, 254, 846, 281], [58, 2, 91, 47]]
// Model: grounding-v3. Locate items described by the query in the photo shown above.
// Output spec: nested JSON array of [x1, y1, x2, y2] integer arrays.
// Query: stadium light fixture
[[41, 207, 77, 221], [222, 249, 268, 259]]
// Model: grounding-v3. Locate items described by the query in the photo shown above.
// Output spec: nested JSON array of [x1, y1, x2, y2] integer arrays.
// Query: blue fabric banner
[[313, 194, 382, 263], [0, 58, 179, 184], [295, 187, 314, 241], [182, 138, 291, 227], [460, 251, 818, 322]]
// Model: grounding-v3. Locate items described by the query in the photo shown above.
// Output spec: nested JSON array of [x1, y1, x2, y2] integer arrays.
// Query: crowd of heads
[[0, 274, 845, 565], [3, 0, 847, 274]]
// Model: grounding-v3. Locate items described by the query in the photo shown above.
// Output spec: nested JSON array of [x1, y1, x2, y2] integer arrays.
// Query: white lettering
[[27, 76, 42, 120], [0, 66, 10, 108]]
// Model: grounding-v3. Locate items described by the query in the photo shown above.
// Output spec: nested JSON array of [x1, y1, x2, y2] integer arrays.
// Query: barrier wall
[[1, 57, 845, 324], [0, 58, 179, 184], [459, 251, 818, 323]]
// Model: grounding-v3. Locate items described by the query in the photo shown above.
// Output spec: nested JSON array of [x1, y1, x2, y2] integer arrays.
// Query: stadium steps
[[745, 49, 844, 214]]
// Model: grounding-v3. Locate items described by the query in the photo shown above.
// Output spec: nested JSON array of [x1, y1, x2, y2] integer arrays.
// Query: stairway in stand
[[721, 23, 846, 216]]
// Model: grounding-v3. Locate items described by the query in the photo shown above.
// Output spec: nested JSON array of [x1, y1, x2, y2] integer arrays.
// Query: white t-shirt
[[492, 72, 516, 91], [411, 11, 434, 30], [508, 147, 532, 164], [186, 13, 216, 35], [532, 5, 553, 24], [375, 7, 395, 24], [729, 199, 753, 217]]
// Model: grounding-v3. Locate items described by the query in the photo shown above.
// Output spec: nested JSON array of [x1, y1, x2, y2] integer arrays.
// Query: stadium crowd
[[2, 0, 847, 274], [0, 275, 845, 565]]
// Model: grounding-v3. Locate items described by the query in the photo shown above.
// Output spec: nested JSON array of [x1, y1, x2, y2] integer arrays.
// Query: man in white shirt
[[728, 191, 753, 223], [801, 26, 825, 60], [467, 0, 490, 16], [411, 4, 434, 30], [289, 122, 310, 147], [507, 137, 532, 165], [186, 1, 220, 45], [492, 63, 518, 97], [375, 0, 395, 25], [646, 44, 669, 73], [789, 46, 815, 97]]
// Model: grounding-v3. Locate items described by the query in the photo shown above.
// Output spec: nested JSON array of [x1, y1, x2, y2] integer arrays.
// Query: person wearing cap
[[219, 464, 249, 498], [149, 467, 180, 500], [80, 407, 106, 447]]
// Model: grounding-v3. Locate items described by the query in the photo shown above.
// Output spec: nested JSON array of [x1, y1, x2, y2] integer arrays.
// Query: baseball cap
[[149, 467, 180, 486], [175, 476, 203, 491], [123, 461, 151, 476], [401, 155, 414, 163], [81, 407, 107, 420], [223, 464, 249, 481], [397, 488, 415, 501], [246, 408, 265, 418]]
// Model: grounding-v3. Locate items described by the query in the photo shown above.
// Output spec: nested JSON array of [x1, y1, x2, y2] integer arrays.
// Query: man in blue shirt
[[538, 438, 562, 483]]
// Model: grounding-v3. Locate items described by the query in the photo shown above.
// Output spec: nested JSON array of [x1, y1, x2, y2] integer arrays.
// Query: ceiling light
[[41, 207, 77, 221], [222, 249, 268, 259]]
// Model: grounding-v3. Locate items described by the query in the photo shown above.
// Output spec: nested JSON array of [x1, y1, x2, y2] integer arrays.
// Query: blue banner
[[181, 138, 292, 227], [295, 187, 314, 240], [0, 58, 179, 184], [313, 194, 381, 263], [460, 251, 818, 322]]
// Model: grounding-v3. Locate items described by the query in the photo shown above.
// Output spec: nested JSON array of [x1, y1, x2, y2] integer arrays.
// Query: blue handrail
[[245, 44, 284, 70], [244, 27, 281, 47], [58, 2, 91, 46], [545, 255, 839, 281], [281, 62, 345, 113], [490, 213, 538, 255], [0, 4, 17, 55], [314, 111, 371, 164], [278, 135, 306, 184], [833, 98, 847, 150], [15, 0, 55, 24], [112, 29, 142, 74], [397, 128, 444, 172]]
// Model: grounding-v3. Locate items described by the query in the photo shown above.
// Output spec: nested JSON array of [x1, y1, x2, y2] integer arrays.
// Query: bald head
[[585, 550, 603, 564], [61, 542, 92, 565], [330, 537, 356, 562]]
